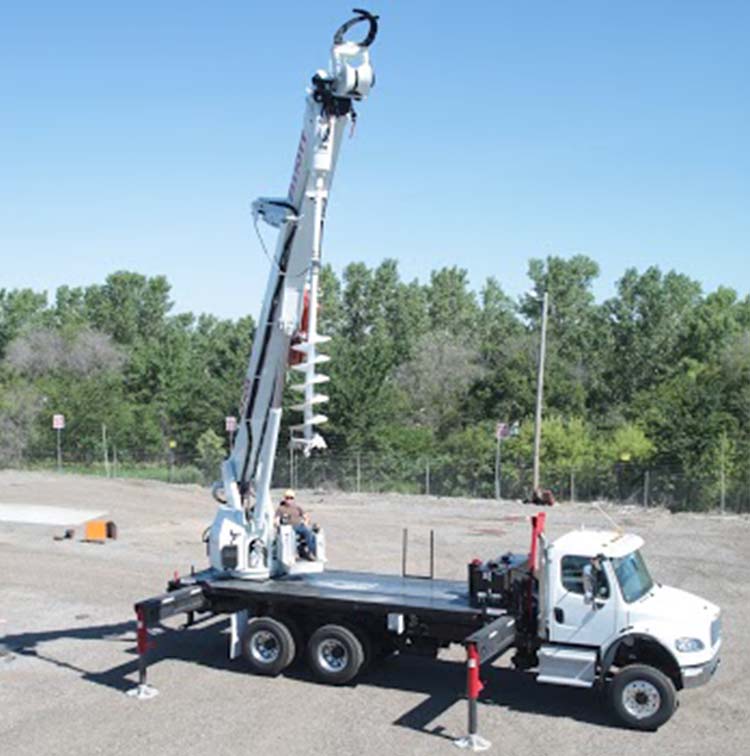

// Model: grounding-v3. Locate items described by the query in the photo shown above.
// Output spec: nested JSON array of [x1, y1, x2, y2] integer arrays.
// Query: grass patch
[[25, 461, 204, 485]]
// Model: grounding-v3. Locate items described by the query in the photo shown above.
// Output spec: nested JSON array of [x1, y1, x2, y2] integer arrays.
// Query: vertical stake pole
[[356, 451, 361, 493], [643, 469, 650, 508], [401, 528, 408, 577], [429, 529, 435, 579], [56, 428, 62, 472], [425, 460, 431, 496]]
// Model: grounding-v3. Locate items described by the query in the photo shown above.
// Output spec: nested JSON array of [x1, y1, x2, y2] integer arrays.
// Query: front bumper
[[681, 650, 720, 689]]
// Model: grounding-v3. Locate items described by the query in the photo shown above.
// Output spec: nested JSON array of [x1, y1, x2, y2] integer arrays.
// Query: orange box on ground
[[84, 519, 108, 541]]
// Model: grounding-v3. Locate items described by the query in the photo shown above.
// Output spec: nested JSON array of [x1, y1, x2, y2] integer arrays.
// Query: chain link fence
[[6, 446, 749, 513], [278, 449, 749, 513], [10, 447, 205, 484]]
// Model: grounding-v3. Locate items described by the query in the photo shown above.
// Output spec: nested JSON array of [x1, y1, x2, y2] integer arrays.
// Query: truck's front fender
[[601, 632, 682, 689]]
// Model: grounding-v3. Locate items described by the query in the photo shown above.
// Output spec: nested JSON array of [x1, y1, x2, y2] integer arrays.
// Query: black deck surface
[[203, 569, 481, 618]]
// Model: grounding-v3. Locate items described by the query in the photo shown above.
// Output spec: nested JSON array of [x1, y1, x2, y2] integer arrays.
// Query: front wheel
[[609, 664, 677, 731]]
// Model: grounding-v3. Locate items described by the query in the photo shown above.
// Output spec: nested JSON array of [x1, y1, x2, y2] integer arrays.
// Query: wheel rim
[[622, 680, 661, 720], [249, 630, 280, 665], [317, 638, 349, 672]]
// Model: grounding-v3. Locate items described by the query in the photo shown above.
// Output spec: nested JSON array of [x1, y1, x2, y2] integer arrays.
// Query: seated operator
[[275, 489, 316, 560]]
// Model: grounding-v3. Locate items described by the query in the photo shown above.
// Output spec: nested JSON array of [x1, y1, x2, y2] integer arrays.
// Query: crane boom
[[207, 10, 378, 580]]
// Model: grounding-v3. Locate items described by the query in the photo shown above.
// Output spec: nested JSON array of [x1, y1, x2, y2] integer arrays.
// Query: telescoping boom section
[[206, 10, 378, 581]]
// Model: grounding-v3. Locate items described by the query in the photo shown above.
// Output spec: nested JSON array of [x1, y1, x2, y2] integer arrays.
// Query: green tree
[[520, 256, 606, 417], [605, 267, 702, 406], [83, 271, 172, 345], [395, 330, 483, 434], [426, 267, 479, 337], [604, 423, 654, 464], [196, 429, 226, 483], [325, 323, 399, 448], [0, 288, 47, 357]]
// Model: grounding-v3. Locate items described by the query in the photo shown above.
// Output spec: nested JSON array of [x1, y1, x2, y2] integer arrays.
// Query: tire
[[271, 613, 305, 661], [354, 627, 375, 672], [609, 664, 677, 731], [241, 617, 296, 676], [307, 624, 365, 685]]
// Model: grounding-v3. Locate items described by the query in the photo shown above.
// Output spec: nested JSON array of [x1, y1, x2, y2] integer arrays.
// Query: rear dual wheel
[[307, 624, 365, 685], [242, 618, 368, 684], [241, 617, 296, 676]]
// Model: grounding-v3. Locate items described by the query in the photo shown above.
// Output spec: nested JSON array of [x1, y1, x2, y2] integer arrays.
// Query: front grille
[[711, 616, 722, 646]]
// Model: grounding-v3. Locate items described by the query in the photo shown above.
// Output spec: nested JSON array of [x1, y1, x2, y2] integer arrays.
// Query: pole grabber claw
[[333, 9, 379, 49]]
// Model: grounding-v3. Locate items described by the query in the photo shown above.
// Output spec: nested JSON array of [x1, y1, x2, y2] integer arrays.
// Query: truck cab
[[536, 528, 721, 729]]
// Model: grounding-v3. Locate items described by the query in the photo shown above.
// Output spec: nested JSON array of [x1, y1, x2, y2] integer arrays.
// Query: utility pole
[[532, 290, 549, 492]]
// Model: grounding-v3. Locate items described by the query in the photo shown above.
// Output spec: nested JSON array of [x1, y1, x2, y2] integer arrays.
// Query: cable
[[253, 207, 313, 280], [253, 211, 280, 272]]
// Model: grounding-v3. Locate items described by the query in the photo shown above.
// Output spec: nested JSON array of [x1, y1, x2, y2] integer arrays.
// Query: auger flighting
[[288, 271, 332, 456], [208, 10, 378, 580]]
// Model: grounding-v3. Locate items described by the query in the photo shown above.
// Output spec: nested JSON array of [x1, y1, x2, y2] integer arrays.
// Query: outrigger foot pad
[[126, 683, 159, 700], [454, 734, 491, 752]]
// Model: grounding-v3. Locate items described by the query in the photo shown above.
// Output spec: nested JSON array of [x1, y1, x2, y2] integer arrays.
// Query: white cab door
[[549, 555, 619, 646]]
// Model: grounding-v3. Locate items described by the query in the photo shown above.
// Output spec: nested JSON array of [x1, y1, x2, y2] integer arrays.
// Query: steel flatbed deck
[[137, 567, 492, 641], [205, 569, 483, 620]]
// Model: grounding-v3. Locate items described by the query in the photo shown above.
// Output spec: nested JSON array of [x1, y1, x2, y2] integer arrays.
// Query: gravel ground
[[0, 470, 747, 756]]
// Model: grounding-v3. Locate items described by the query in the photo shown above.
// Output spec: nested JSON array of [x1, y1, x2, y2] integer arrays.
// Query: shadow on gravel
[[2, 619, 616, 737], [1, 620, 143, 690], [356, 655, 617, 739], [0, 617, 228, 692]]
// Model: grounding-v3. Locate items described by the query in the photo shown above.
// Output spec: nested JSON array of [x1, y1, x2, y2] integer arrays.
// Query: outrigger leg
[[454, 642, 491, 751], [126, 607, 159, 700]]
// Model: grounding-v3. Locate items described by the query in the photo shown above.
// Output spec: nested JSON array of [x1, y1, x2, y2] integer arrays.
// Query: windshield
[[612, 550, 654, 603]]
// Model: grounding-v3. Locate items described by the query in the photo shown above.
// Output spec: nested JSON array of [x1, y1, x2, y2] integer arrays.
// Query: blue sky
[[2, 1, 748, 320]]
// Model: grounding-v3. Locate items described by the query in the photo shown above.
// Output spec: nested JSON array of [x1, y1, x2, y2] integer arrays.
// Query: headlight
[[675, 637, 705, 653]]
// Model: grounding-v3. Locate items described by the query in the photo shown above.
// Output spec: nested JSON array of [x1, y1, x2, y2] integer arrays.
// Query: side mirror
[[582, 566, 595, 605]]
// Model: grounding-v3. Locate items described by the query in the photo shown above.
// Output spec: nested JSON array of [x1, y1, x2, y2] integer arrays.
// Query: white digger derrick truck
[[134, 10, 721, 742]]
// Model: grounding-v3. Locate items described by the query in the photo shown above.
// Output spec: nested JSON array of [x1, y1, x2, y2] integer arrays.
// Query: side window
[[561, 555, 610, 598], [561, 555, 589, 594]]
